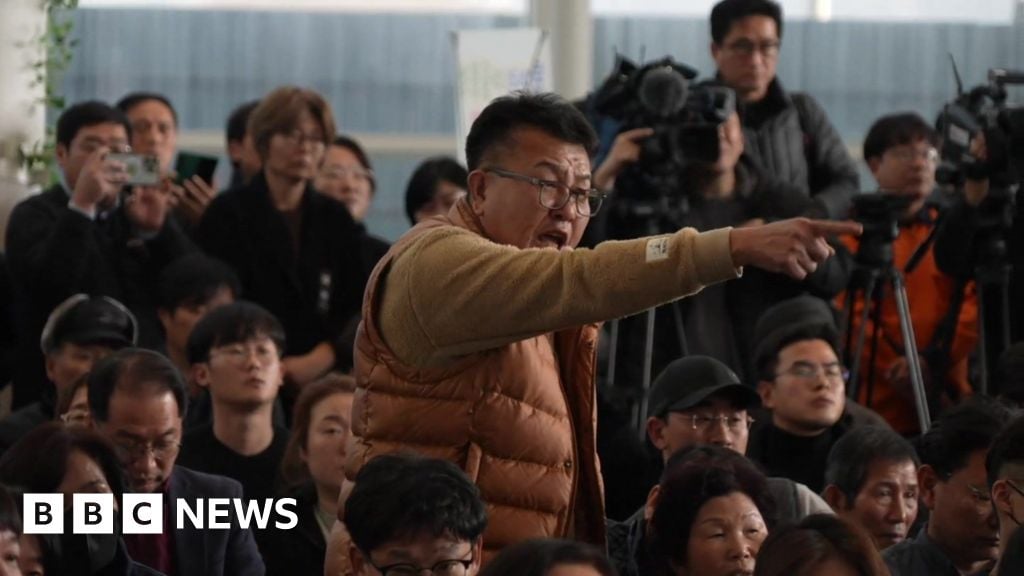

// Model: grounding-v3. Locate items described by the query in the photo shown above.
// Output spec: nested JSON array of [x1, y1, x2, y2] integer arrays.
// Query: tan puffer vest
[[345, 209, 606, 557]]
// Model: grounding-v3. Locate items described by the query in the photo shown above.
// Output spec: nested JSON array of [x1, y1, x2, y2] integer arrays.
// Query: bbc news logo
[[24, 494, 298, 534]]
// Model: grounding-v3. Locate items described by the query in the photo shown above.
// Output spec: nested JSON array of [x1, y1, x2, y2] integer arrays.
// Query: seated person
[[88, 348, 264, 575], [261, 374, 355, 576], [823, 426, 920, 550], [177, 302, 289, 504], [754, 514, 889, 576], [644, 445, 771, 576], [0, 484, 23, 576], [55, 374, 91, 428], [883, 397, 1011, 576], [480, 539, 616, 576], [0, 294, 136, 454], [611, 355, 833, 576], [984, 414, 1024, 575], [747, 296, 887, 492], [344, 453, 487, 575], [0, 422, 163, 574], [403, 156, 468, 225], [837, 112, 979, 435], [156, 254, 239, 377]]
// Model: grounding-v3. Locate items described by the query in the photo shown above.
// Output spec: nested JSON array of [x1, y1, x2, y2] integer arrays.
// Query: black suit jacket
[[168, 466, 265, 576]]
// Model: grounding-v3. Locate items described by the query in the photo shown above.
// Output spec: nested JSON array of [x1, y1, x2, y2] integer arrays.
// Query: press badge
[[645, 237, 670, 263]]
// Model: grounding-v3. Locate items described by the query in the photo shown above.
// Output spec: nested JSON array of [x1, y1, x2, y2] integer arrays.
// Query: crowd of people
[[0, 0, 1021, 574]]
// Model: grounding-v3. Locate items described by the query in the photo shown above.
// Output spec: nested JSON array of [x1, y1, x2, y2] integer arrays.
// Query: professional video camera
[[593, 55, 736, 208], [849, 193, 916, 268], [938, 66, 1024, 188]]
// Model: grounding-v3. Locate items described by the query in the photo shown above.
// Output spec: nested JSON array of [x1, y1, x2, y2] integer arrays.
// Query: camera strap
[[904, 211, 943, 275]]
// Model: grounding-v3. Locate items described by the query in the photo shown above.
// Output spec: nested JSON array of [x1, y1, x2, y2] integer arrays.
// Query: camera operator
[[709, 0, 860, 220], [837, 113, 980, 436], [595, 111, 851, 382]]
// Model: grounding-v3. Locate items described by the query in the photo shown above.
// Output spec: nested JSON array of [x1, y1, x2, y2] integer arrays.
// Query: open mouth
[[537, 231, 568, 249]]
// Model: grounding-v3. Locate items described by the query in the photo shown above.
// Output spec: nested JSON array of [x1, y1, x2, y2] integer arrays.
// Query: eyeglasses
[[723, 39, 781, 58], [775, 361, 848, 382], [886, 147, 940, 164], [113, 438, 180, 462], [685, 413, 754, 432], [321, 166, 374, 183], [209, 342, 279, 366], [1006, 479, 1024, 499], [482, 167, 606, 218], [368, 550, 474, 576], [278, 129, 326, 152]]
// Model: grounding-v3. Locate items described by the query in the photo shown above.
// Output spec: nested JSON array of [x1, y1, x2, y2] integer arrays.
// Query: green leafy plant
[[19, 0, 79, 184]]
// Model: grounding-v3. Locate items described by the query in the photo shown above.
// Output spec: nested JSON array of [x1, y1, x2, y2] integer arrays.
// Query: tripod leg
[[865, 292, 885, 408], [637, 307, 657, 440], [892, 272, 932, 432], [671, 301, 689, 358], [848, 272, 880, 399], [977, 284, 989, 396]]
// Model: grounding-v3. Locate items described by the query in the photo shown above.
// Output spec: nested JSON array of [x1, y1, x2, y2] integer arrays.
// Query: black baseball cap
[[752, 295, 840, 377], [40, 294, 138, 354], [648, 356, 760, 418]]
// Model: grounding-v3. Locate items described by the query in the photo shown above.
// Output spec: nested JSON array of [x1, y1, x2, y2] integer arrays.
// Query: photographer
[[595, 111, 851, 381], [837, 113, 979, 435]]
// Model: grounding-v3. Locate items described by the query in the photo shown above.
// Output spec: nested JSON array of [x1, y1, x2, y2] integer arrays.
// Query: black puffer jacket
[[739, 78, 860, 220]]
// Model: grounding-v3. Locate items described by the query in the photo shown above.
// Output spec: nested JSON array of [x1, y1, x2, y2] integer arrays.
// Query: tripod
[[842, 250, 933, 433]]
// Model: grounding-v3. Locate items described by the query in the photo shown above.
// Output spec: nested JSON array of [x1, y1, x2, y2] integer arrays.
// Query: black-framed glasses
[[1007, 479, 1024, 499], [685, 413, 755, 432], [113, 438, 181, 463], [482, 167, 606, 218], [723, 39, 781, 58], [368, 550, 474, 576]]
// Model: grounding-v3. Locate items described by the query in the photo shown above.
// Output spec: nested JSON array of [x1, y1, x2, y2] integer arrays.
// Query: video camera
[[593, 55, 735, 206]]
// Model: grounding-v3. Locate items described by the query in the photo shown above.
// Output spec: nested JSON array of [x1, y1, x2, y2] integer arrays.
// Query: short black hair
[[464, 92, 598, 172], [754, 514, 890, 576], [115, 92, 179, 127], [55, 101, 131, 149], [87, 348, 188, 423], [344, 453, 487, 554], [651, 445, 774, 570], [185, 301, 285, 365], [986, 415, 1024, 487], [916, 396, 1014, 479], [404, 156, 468, 225], [825, 426, 920, 504], [0, 422, 126, 498], [862, 112, 939, 162], [758, 323, 839, 382], [331, 134, 376, 193], [479, 539, 615, 576], [226, 100, 260, 144], [710, 0, 784, 45], [157, 254, 240, 312]]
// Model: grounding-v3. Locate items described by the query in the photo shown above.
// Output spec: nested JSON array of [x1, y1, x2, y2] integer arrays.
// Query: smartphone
[[175, 151, 219, 186], [107, 153, 161, 186]]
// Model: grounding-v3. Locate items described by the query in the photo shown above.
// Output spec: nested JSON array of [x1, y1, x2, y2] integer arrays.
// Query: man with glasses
[[986, 415, 1024, 575], [747, 296, 888, 492], [342, 91, 860, 558], [709, 0, 859, 220], [884, 397, 1012, 576], [178, 302, 289, 506], [6, 100, 195, 410], [609, 355, 831, 576], [88, 348, 265, 575], [837, 113, 979, 435]]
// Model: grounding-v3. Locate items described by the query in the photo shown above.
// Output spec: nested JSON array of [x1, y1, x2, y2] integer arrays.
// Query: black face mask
[[39, 509, 120, 575]]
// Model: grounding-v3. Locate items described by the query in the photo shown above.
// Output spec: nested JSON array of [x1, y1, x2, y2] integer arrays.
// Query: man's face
[[711, 15, 780, 104], [925, 451, 1001, 567], [264, 109, 325, 183], [759, 339, 846, 436], [840, 458, 919, 550], [126, 99, 178, 173], [870, 137, 938, 218], [195, 336, 283, 411], [158, 287, 235, 362], [98, 389, 182, 494], [648, 395, 751, 462], [351, 535, 481, 576], [55, 123, 129, 190], [469, 127, 591, 251], [315, 145, 374, 221], [45, 342, 116, 397]]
